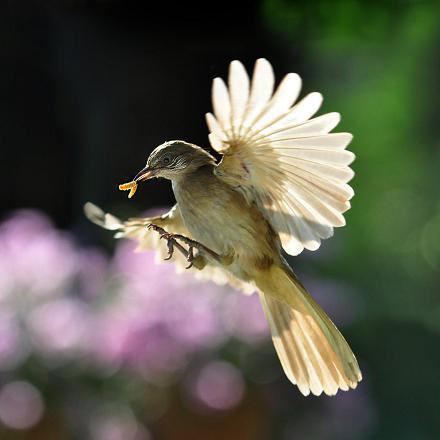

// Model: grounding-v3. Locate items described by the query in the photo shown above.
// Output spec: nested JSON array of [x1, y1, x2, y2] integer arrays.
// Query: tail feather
[[256, 265, 361, 396], [84, 202, 361, 396]]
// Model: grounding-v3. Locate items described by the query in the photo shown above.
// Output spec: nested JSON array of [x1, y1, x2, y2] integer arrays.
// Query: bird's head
[[133, 140, 216, 183]]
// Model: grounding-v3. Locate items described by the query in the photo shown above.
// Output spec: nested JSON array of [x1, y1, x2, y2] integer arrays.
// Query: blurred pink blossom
[[94, 311, 189, 377], [0, 381, 44, 430], [221, 293, 268, 343], [0, 209, 272, 380], [184, 361, 245, 411], [92, 238, 234, 374], [0, 310, 29, 369], [0, 210, 78, 297], [77, 248, 109, 299], [89, 405, 151, 440], [27, 298, 92, 358]]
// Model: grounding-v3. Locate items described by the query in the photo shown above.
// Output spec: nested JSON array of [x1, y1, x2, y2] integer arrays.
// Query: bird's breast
[[172, 167, 276, 274]]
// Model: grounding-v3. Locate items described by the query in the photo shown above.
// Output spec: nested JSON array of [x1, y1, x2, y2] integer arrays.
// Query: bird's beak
[[134, 166, 155, 182]]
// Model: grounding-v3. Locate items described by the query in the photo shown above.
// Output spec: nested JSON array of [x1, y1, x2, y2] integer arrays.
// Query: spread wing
[[206, 59, 355, 256], [84, 202, 254, 294]]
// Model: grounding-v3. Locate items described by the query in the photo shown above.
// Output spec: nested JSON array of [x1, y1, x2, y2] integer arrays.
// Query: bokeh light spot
[[0, 381, 44, 430]]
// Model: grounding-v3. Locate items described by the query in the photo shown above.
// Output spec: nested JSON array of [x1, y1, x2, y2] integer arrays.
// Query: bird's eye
[[162, 156, 171, 166]]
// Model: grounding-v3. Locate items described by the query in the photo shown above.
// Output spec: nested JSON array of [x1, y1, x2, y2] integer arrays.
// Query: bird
[[84, 58, 361, 396]]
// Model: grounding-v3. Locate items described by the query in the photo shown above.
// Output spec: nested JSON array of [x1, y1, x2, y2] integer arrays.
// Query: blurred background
[[1, 0, 440, 439]]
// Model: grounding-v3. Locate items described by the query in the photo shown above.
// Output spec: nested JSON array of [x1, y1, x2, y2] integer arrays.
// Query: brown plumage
[[84, 59, 361, 396]]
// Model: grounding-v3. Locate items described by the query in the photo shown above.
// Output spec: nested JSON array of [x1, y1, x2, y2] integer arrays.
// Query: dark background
[[1, 1, 440, 439], [2, 0, 288, 228]]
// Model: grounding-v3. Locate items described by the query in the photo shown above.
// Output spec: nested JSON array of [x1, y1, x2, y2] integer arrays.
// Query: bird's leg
[[147, 224, 209, 269], [184, 245, 207, 270], [170, 234, 222, 262], [147, 224, 229, 269], [147, 224, 193, 268], [172, 234, 235, 267]]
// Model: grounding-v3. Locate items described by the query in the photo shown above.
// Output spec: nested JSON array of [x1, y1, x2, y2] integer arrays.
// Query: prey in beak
[[119, 166, 155, 199]]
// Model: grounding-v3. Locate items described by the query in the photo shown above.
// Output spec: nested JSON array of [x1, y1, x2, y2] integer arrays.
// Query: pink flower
[[0, 310, 29, 370], [184, 361, 245, 411], [0, 381, 44, 430], [0, 210, 78, 297], [77, 248, 109, 299], [221, 293, 269, 343], [89, 405, 151, 440], [27, 298, 92, 359]]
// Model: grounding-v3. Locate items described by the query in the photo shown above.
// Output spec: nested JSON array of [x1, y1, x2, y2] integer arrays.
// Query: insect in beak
[[119, 166, 156, 199]]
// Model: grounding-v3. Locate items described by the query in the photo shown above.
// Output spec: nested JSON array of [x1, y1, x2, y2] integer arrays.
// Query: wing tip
[[344, 132, 354, 143], [307, 91, 324, 107], [285, 72, 302, 82], [256, 57, 270, 64], [84, 202, 104, 225], [335, 132, 354, 149], [230, 59, 245, 69], [254, 58, 274, 74], [205, 111, 214, 124], [84, 202, 121, 230], [331, 112, 341, 125], [212, 76, 225, 87]]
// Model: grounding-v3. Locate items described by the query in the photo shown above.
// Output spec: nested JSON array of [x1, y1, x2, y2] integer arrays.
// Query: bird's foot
[[147, 224, 214, 269], [169, 233, 223, 263], [147, 224, 193, 268]]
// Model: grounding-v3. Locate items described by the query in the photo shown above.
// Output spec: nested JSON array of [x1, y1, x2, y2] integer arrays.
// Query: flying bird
[[85, 58, 361, 396]]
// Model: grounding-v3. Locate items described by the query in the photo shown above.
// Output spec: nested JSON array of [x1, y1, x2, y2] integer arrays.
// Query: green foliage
[[262, 1, 440, 438]]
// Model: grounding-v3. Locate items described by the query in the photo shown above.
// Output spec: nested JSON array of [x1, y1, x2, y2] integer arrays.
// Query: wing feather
[[228, 60, 250, 135], [84, 203, 254, 294], [258, 112, 341, 139], [272, 92, 324, 128], [207, 59, 355, 255], [250, 73, 302, 132], [212, 78, 231, 133], [241, 58, 275, 131], [206, 112, 227, 143]]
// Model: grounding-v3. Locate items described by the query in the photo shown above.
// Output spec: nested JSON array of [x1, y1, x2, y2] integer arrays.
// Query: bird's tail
[[254, 264, 362, 396]]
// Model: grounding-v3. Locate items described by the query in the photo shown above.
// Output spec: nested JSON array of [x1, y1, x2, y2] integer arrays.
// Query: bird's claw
[[148, 223, 194, 269], [147, 224, 176, 261], [147, 223, 166, 235], [185, 245, 194, 269], [147, 223, 221, 269], [164, 238, 175, 260]]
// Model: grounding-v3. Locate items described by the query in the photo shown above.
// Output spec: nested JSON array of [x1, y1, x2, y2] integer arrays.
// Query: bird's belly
[[180, 195, 252, 253], [173, 176, 275, 280]]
